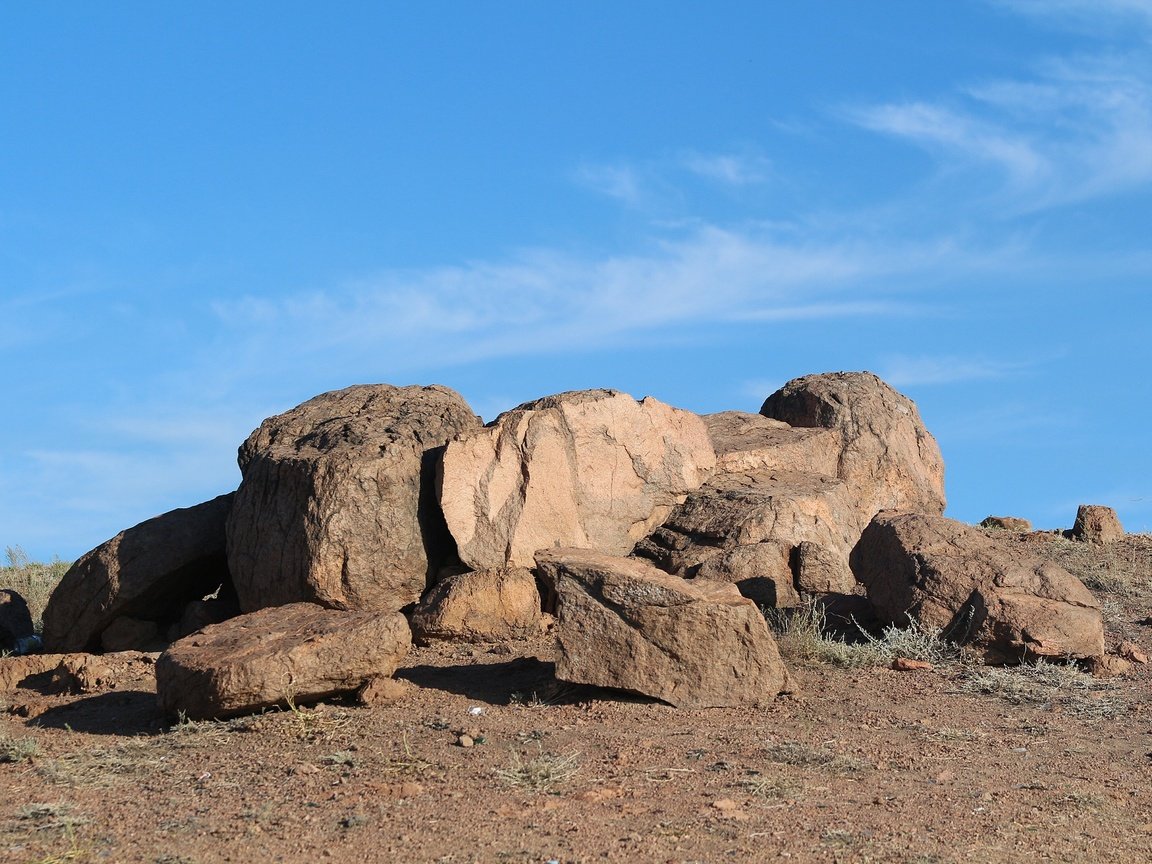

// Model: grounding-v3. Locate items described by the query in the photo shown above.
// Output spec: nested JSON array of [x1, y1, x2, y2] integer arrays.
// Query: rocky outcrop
[[409, 568, 545, 644], [851, 512, 1104, 663], [535, 548, 790, 708], [440, 390, 715, 570], [155, 602, 411, 720], [760, 372, 946, 519], [1072, 505, 1123, 544], [42, 494, 234, 653], [227, 384, 481, 612], [633, 376, 947, 608], [633, 470, 858, 605]]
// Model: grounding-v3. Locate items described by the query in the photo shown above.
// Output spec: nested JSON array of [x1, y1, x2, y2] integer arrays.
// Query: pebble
[[458, 734, 475, 748]]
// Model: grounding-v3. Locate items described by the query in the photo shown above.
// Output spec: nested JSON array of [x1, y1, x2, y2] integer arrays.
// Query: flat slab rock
[[852, 512, 1104, 663], [155, 603, 411, 719], [702, 411, 840, 476], [535, 548, 790, 709]]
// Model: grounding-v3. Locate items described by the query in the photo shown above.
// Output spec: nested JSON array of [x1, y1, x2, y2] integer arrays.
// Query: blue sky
[[2, 1, 1150, 561]]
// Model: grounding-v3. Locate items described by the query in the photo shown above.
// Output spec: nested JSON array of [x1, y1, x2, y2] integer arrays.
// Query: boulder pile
[[24, 371, 1116, 718]]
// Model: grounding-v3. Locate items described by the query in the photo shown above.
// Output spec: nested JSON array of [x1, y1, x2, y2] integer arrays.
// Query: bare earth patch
[[3, 535, 1152, 863]]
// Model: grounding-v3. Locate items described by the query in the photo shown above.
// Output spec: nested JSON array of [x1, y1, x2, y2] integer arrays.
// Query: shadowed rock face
[[439, 390, 716, 570], [0, 590, 34, 653], [851, 511, 1104, 663], [226, 384, 481, 613], [535, 548, 790, 708], [760, 371, 946, 519], [155, 602, 411, 720], [42, 494, 234, 654]]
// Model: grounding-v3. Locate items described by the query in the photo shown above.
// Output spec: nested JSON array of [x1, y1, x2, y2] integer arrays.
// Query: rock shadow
[[29, 690, 167, 736], [396, 656, 658, 706]]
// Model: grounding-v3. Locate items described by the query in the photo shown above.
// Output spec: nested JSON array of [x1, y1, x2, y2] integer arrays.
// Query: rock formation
[[760, 371, 946, 518], [227, 384, 480, 612], [980, 516, 1033, 532], [633, 470, 858, 605], [0, 590, 34, 654], [439, 390, 715, 570], [1071, 505, 1124, 544], [851, 511, 1104, 663], [42, 494, 234, 653]]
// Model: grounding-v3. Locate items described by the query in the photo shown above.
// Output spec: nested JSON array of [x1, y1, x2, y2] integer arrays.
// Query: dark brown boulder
[[851, 512, 1104, 663], [0, 590, 34, 653], [42, 494, 234, 653], [226, 384, 481, 613], [155, 602, 411, 719]]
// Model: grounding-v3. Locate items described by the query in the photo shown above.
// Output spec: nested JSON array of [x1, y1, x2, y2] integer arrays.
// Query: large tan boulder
[[409, 568, 545, 644], [155, 602, 411, 719], [439, 390, 715, 570], [42, 494, 234, 653], [227, 384, 481, 612], [760, 372, 946, 519], [535, 548, 790, 708], [851, 512, 1104, 663], [633, 470, 859, 605]]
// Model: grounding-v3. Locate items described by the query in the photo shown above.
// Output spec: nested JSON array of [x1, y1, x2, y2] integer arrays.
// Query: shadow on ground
[[29, 690, 167, 736], [397, 656, 657, 707]]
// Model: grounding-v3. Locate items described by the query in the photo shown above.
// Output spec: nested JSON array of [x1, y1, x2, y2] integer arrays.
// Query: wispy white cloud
[[878, 354, 1032, 388], [680, 150, 772, 186], [845, 49, 1152, 210], [848, 102, 1049, 190], [575, 147, 774, 208], [211, 224, 971, 386], [573, 163, 646, 205], [992, 0, 1152, 35]]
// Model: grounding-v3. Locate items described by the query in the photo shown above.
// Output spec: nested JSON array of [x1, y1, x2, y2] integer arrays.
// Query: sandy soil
[[2, 533, 1151, 864]]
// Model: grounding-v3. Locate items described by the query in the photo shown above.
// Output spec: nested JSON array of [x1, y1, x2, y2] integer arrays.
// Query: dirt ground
[[3, 533, 1152, 864]]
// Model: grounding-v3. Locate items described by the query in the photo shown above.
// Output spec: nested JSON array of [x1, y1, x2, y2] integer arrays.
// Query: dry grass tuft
[[956, 660, 1123, 720], [0, 732, 40, 763], [495, 746, 580, 792], [1, 546, 69, 632], [761, 740, 870, 774], [769, 598, 960, 668]]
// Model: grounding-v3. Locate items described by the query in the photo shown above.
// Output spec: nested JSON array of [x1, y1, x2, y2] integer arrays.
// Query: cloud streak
[[210, 224, 974, 387], [845, 50, 1152, 211]]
